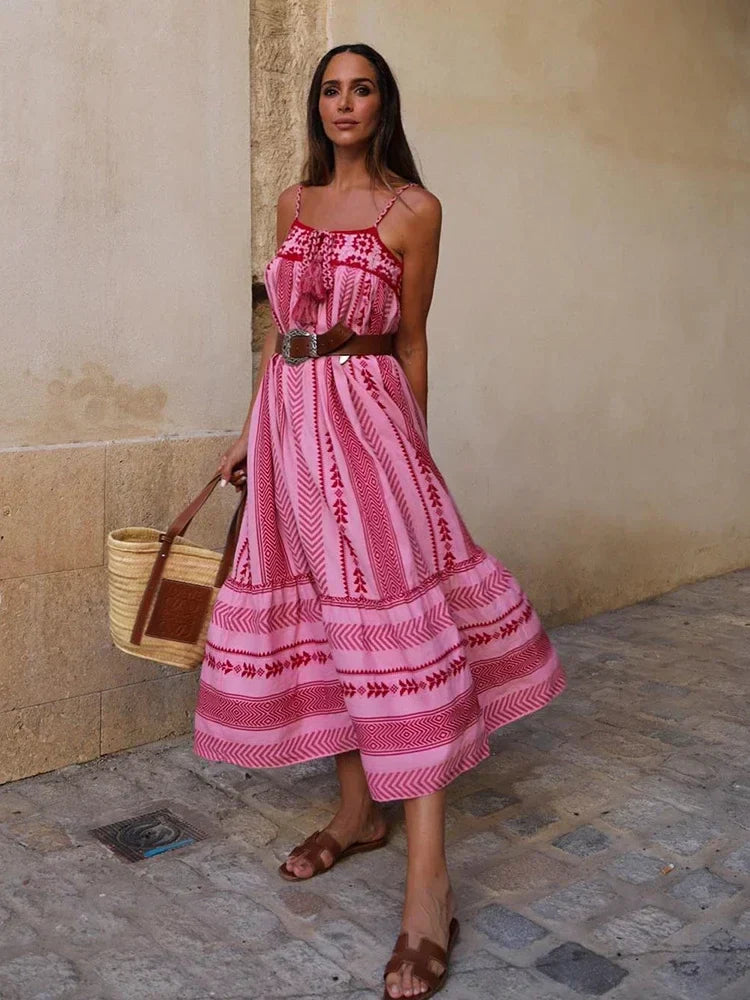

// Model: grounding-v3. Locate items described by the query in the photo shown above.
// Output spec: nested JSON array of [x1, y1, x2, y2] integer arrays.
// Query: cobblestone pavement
[[1, 568, 749, 999]]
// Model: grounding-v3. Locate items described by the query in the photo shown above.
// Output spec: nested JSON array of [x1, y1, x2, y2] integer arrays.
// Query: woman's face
[[318, 52, 382, 149]]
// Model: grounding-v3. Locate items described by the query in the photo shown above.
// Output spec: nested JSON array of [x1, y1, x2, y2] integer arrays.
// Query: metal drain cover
[[91, 808, 207, 862]]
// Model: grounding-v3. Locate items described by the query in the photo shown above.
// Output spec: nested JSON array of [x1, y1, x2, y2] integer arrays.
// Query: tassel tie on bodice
[[295, 229, 335, 327]]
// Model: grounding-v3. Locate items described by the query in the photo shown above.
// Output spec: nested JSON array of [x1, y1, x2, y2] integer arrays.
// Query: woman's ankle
[[405, 863, 452, 894], [332, 797, 382, 829]]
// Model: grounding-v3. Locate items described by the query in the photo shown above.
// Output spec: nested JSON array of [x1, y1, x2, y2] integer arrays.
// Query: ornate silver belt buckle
[[281, 329, 317, 365]]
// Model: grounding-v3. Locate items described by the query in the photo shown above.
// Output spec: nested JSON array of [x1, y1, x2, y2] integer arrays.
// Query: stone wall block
[[0, 694, 100, 784], [0, 444, 104, 580], [105, 435, 242, 551], [100, 672, 200, 756], [0, 566, 171, 712]]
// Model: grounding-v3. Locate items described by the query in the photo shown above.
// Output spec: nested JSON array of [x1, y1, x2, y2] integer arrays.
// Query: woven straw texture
[[107, 527, 222, 670]]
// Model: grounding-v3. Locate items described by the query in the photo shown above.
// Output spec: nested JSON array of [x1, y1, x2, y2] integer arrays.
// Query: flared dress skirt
[[193, 190, 566, 801]]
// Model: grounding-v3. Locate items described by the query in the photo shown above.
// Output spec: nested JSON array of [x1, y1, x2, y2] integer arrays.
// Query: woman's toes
[[386, 968, 404, 997], [402, 965, 414, 996]]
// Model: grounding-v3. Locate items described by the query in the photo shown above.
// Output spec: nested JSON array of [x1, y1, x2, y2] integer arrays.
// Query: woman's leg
[[385, 789, 454, 998], [283, 749, 387, 877]]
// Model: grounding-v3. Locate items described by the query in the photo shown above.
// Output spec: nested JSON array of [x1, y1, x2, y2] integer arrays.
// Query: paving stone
[[580, 728, 662, 760], [92, 948, 212, 1000], [531, 878, 620, 922], [654, 930, 750, 998], [552, 824, 611, 857], [665, 754, 717, 780], [651, 816, 723, 855], [218, 807, 280, 847], [0, 815, 75, 853], [192, 939, 353, 997], [605, 797, 679, 834], [649, 728, 698, 748], [667, 868, 740, 909], [0, 902, 37, 949], [328, 877, 402, 927], [0, 952, 81, 1000], [278, 885, 329, 919], [480, 850, 572, 893], [253, 782, 313, 812], [137, 856, 209, 896], [455, 789, 520, 816], [609, 851, 672, 884], [592, 905, 686, 954], [447, 829, 509, 868], [181, 890, 282, 945], [180, 841, 273, 895], [500, 810, 560, 837], [449, 962, 566, 1000], [472, 903, 548, 948], [536, 941, 628, 995], [723, 843, 750, 874], [311, 916, 389, 980], [0, 788, 38, 821]]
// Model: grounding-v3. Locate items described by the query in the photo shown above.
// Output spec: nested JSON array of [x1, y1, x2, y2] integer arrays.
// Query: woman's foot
[[282, 802, 387, 879], [384, 873, 455, 998]]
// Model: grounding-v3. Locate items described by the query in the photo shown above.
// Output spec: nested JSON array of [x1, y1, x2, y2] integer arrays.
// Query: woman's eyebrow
[[321, 77, 376, 87]]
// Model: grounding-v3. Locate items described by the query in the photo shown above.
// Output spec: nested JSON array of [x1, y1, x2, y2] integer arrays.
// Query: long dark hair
[[301, 43, 423, 192]]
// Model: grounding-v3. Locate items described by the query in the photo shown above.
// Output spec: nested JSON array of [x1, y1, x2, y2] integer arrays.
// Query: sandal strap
[[383, 929, 452, 989], [313, 829, 343, 859], [286, 829, 343, 874], [384, 945, 444, 990], [415, 936, 448, 967]]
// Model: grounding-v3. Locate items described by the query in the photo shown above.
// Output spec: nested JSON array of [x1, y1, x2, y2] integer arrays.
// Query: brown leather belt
[[275, 321, 394, 365]]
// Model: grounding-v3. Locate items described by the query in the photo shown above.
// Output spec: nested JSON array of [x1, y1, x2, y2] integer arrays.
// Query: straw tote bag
[[107, 473, 247, 669]]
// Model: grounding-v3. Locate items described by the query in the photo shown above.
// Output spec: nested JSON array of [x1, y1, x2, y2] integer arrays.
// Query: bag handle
[[130, 474, 248, 646]]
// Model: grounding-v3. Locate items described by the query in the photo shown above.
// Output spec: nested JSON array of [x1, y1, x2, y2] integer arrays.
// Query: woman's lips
[[334, 121, 358, 130]]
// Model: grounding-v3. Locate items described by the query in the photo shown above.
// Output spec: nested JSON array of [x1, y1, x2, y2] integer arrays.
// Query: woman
[[194, 43, 566, 999]]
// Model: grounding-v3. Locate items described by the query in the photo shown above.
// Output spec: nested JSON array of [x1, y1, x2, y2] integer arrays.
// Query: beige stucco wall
[[330, 0, 750, 621], [0, 1, 251, 782], [2, 1, 251, 447]]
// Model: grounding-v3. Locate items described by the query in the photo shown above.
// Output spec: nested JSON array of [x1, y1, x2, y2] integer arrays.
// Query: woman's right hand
[[217, 435, 249, 492]]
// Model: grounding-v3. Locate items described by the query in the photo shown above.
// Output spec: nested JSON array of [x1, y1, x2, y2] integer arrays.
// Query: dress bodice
[[263, 183, 415, 337]]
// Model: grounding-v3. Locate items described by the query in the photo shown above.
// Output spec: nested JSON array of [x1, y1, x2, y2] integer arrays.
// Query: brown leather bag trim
[[130, 474, 247, 646], [144, 578, 213, 645]]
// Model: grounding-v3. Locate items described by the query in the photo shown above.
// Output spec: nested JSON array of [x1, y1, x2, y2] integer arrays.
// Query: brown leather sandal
[[382, 917, 460, 1000], [278, 827, 389, 882]]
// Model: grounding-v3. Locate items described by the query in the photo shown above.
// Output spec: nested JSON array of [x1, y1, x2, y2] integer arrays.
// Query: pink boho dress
[[193, 183, 566, 801]]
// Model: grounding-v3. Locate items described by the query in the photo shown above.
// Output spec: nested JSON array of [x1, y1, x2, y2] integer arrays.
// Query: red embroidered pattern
[[466, 599, 534, 646], [197, 678, 347, 731], [274, 222, 404, 293], [340, 655, 467, 699], [203, 647, 331, 679]]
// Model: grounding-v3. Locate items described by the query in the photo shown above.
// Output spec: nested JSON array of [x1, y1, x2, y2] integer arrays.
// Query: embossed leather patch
[[144, 578, 213, 645]]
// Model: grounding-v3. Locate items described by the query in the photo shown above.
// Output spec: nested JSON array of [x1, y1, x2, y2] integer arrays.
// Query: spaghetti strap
[[294, 183, 303, 220], [374, 182, 416, 226]]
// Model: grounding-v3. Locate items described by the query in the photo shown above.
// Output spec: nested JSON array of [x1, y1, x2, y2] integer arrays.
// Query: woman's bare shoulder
[[277, 182, 301, 211], [393, 182, 441, 231]]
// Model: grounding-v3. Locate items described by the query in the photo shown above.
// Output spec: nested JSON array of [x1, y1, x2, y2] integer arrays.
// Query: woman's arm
[[392, 190, 442, 424]]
